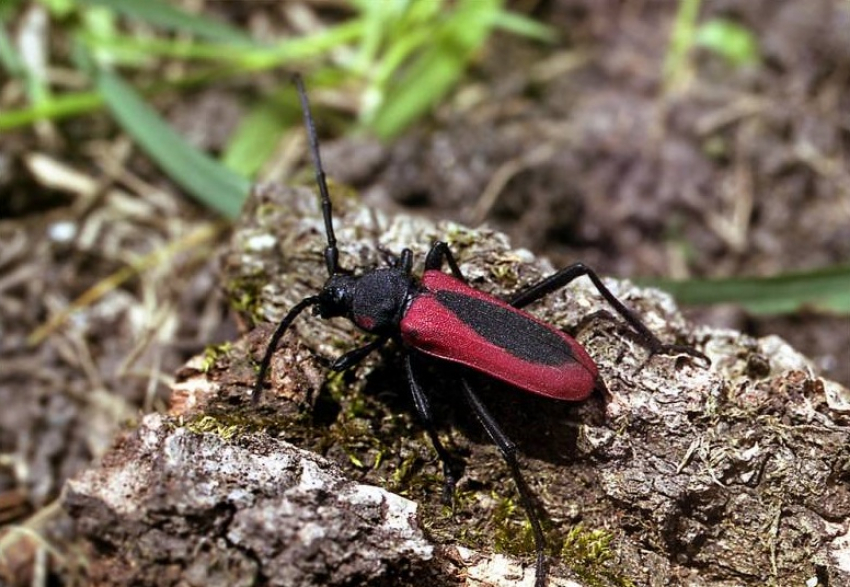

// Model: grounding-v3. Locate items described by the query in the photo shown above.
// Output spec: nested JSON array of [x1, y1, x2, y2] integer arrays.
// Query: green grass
[[644, 265, 850, 315], [0, 0, 555, 217], [2, 1, 840, 316], [664, 0, 759, 90], [94, 68, 249, 218]]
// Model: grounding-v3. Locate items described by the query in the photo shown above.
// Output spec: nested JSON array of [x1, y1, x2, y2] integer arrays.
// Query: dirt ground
[[0, 0, 848, 584]]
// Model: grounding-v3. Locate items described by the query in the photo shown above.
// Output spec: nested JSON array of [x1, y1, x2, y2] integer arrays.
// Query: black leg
[[330, 337, 389, 371], [376, 246, 414, 274], [399, 248, 414, 274], [405, 353, 461, 504], [508, 262, 709, 365], [424, 241, 466, 281], [460, 377, 548, 587]]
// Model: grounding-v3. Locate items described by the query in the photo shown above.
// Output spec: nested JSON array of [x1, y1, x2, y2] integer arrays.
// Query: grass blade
[[0, 23, 25, 76], [646, 265, 850, 315], [696, 18, 759, 67], [0, 90, 103, 130], [79, 0, 256, 45], [95, 67, 249, 218], [369, 0, 500, 139], [491, 11, 556, 43], [222, 98, 299, 177]]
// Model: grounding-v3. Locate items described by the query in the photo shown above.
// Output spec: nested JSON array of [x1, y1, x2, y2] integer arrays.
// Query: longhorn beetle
[[252, 74, 709, 587]]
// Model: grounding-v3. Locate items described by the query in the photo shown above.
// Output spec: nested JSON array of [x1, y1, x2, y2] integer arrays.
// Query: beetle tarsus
[[636, 342, 711, 374]]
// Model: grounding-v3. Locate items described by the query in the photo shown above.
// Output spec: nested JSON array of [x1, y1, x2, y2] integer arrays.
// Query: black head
[[316, 273, 356, 320]]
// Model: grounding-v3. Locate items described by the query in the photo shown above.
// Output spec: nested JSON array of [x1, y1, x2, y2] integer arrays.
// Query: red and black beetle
[[253, 75, 709, 587]]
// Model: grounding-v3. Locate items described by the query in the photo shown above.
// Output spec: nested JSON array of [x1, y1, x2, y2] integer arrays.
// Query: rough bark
[[64, 184, 850, 587], [64, 412, 434, 587]]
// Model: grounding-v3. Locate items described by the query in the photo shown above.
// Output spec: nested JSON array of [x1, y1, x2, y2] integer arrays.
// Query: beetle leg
[[508, 262, 709, 366], [375, 246, 414, 275], [424, 241, 466, 281], [405, 353, 462, 505], [460, 377, 547, 587], [398, 248, 414, 274], [330, 337, 389, 371]]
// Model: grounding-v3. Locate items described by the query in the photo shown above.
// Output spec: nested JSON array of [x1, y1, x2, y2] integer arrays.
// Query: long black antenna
[[252, 295, 321, 404], [293, 73, 340, 276]]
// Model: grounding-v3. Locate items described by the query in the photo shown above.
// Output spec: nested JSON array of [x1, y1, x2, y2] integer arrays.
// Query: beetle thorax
[[318, 268, 418, 335]]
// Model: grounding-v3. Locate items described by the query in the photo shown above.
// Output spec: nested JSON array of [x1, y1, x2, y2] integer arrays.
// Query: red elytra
[[401, 270, 598, 401]]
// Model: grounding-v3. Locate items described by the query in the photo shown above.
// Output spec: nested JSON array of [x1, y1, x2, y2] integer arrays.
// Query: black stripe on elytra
[[434, 290, 575, 366]]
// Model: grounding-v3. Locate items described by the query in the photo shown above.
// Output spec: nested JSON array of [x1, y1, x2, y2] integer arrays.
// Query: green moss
[[560, 524, 635, 587], [488, 259, 521, 289], [324, 370, 350, 403], [225, 272, 267, 323], [188, 415, 241, 439], [182, 407, 305, 441], [256, 202, 283, 220], [389, 449, 422, 490], [444, 225, 480, 250], [328, 336, 354, 351], [491, 489, 570, 561], [493, 493, 532, 553], [200, 342, 233, 373]]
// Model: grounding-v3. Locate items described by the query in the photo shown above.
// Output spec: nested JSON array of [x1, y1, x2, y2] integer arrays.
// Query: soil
[[0, 0, 848, 585]]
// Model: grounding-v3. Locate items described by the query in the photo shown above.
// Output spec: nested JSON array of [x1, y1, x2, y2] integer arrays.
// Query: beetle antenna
[[293, 74, 340, 276], [252, 295, 321, 404]]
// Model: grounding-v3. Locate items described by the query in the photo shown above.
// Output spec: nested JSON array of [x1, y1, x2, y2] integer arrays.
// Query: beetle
[[252, 74, 709, 587]]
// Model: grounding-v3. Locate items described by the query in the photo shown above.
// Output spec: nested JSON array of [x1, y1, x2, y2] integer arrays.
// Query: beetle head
[[316, 273, 357, 319]]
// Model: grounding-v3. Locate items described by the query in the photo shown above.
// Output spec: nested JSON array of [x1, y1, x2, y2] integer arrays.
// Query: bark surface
[[64, 185, 850, 586]]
